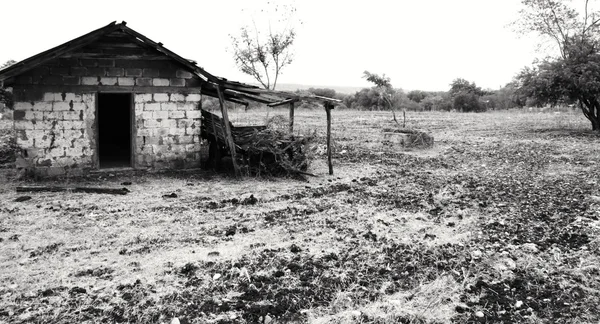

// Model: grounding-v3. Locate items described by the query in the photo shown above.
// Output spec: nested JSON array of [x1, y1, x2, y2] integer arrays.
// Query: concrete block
[[170, 93, 185, 102], [186, 94, 201, 102], [44, 93, 57, 101], [87, 67, 105, 76], [154, 111, 168, 119], [81, 59, 98, 67], [141, 111, 153, 120], [63, 76, 80, 85], [186, 127, 200, 136], [178, 136, 194, 144], [161, 119, 177, 128], [25, 111, 43, 120], [53, 102, 71, 111], [65, 120, 85, 130], [176, 70, 193, 79], [106, 68, 124, 77], [64, 93, 82, 102], [97, 59, 114, 67], [16, 134, 35, 147], [154, 93, 170, 102], [186, 78, 202, 87], [16, 76, 33, 84], [125, 68, 142, 77], [144, 119, 161, 128], [185, 144, 196, 152], [135, 93, 152, 103], [170, 78, 185, 87], [169, 111, 185, 119], [46, 147, 66, 158], [186, 110, 201, 119], [153, 78, 170, 86], [33, 102, 53, 111], [43, 111, 62, 121], [71, 102, 87, 111], [144, 103, 161, 111], [118, 77, 135, 86], [136, 78, 153, 86], [63, 129, 84, 139], [70, 67, 87, 76], [137, 128, 153, 136], [65, 147, 83, 157], [156, 128, 168, 136], [50, 67, 69, 76], [143, 68, 159, 77], [161, 102, 177, 111], [169, 127, 186, 136], [14, 102, 34, 111], [82, 93, 95, 103], [82, 77, 99, 85], [99, 77, 118, 86], [63, 111, 81, 120]]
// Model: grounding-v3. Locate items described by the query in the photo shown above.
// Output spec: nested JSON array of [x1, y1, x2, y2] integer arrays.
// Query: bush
[[0, 127, 16, 166], [453, 93, 485, 112]]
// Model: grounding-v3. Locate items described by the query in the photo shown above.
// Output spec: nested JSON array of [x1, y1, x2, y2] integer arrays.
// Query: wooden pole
[[216, 84, 242, 179], [289, 101, 295, 133], [325, 102, 333, 175]]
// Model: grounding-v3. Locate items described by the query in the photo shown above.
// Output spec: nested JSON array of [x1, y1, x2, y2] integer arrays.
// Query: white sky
[[1, 0, 541, 91]]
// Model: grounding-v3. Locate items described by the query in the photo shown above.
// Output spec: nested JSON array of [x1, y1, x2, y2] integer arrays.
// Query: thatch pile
[[237, 117, 314, 177], [382, 128, 434, 148]]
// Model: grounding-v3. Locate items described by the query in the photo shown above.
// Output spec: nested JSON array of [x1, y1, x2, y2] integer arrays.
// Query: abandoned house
[[0, 21, 339, 177]]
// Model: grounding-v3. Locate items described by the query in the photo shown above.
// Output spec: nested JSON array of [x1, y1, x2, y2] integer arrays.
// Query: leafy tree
[[514, 0, 600, 130], [407, 90, 428, 103], [0, 60, 16, 70], [362, 71, 403, 125], [449, 78, 486, 112], [0, 60, 16, 110], [229, 4, 298, 90], [307, 88, 336, 99], [449, 78, 485, 97]]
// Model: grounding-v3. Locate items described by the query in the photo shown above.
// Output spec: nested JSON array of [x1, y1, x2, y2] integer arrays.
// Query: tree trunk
[[579, 99, 600, 131]]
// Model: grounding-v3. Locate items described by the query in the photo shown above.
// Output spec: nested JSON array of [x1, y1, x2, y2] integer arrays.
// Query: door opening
[[98, 93, 132, 168]]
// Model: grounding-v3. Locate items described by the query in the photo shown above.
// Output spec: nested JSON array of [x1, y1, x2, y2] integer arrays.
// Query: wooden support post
[[289, 101, 295, 133], [325, 102, 334, 175], [216, 84, 242, 179]]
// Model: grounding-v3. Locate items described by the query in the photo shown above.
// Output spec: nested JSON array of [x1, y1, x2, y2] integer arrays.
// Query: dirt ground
[[1, 109, 600, 323]]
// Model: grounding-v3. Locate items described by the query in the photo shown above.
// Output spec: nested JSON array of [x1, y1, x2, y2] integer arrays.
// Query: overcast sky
[[1, 0, 541, 91]]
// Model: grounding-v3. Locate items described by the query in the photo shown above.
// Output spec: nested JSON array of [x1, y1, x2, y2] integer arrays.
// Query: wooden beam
[[16, 186, 129, 195], [216, 84, 242, 179], [289, 101, 295, 133], [267, 98, 297, 108], [325, 102, 334, 175]]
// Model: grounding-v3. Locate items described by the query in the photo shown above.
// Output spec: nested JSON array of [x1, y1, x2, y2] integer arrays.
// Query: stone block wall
[[13, 92, 96, 176], [12, 58, 202, 89], [134, 93, 202, 169]]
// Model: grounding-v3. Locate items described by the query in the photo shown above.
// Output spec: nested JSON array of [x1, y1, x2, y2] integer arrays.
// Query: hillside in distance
[[269, 83, 366, 95]]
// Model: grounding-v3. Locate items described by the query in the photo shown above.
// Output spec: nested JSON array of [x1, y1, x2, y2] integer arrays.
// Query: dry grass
[[1, 108, 599, 323]]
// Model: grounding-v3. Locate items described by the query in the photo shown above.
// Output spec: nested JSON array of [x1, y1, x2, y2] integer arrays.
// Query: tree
[[307, 87, 336, 98], [363, 71, 403, 126], [407, 90, 428, 103], [229, 3, 298, 90], [0, 60, 16, 70], [0, 60, 16, 109], [449, 78, 486, 112], [514, 0, 600, 130]]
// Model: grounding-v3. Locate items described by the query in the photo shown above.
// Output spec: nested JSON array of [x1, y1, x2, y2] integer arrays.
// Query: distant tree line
[[303, 78, 524, 113]]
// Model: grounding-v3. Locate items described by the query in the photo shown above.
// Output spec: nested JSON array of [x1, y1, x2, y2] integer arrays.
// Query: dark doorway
[[98, 93, 132, 168]]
